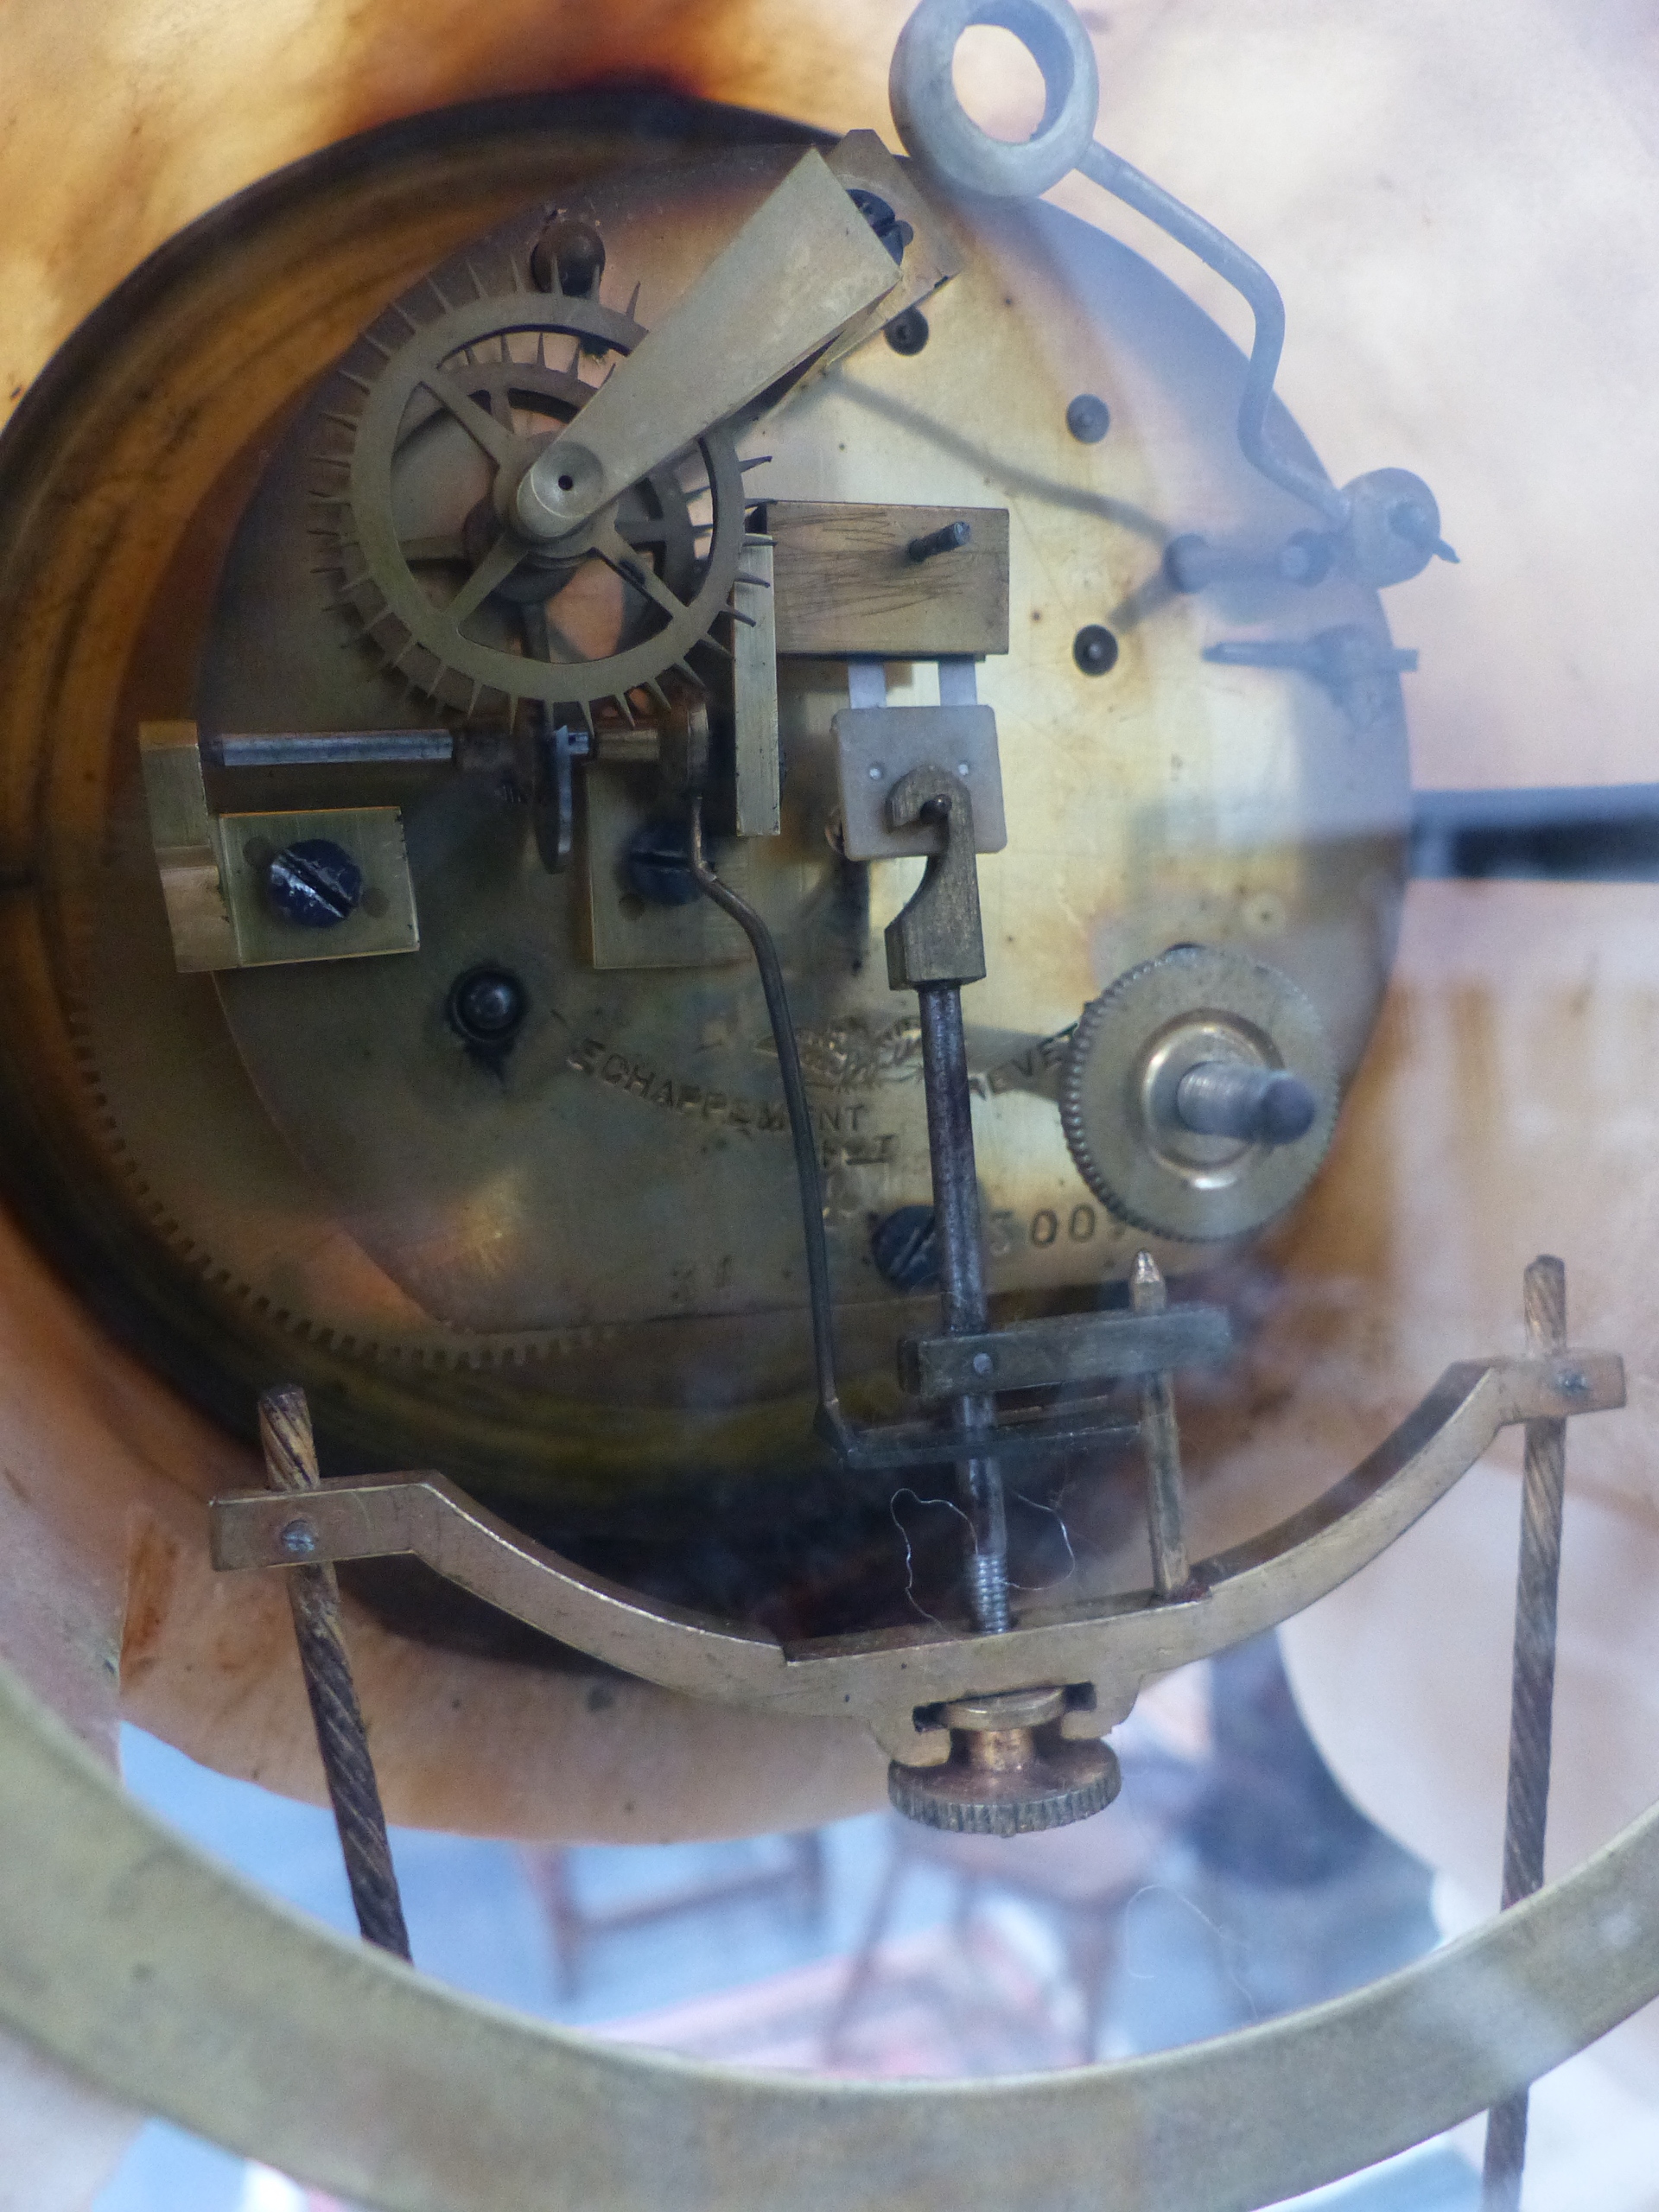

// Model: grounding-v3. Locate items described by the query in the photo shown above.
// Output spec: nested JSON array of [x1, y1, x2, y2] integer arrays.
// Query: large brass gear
[[315, 271, 747, 729]]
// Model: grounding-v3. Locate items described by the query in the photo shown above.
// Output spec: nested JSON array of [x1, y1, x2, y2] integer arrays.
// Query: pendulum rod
[[917, 983, 1009, 1635], [1481, 1255, 1569, 2210], [259, 1384, 412, 1961]]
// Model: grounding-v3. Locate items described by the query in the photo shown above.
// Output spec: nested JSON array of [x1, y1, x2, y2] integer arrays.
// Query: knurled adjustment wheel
[[1059, 944, 1339, 1243], [887, 1688, 1122, 1836]]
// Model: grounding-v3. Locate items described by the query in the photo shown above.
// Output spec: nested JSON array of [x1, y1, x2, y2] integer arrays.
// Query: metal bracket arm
[[210, 1349, 1622, 1765], [884, 766, 986, 988]]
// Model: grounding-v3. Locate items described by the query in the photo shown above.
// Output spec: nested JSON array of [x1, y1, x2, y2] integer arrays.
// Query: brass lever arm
[[514, 149, 901, 540]]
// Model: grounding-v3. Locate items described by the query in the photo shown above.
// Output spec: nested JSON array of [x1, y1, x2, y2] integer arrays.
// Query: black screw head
[[1280, 528, 1336, 588], [266, 839, 364, 928], [847, 188, 913, 267], [1066, 393, 1110, 443], [625, 817, 699, 907], [448, 967, 529, 1050], [885, 308, 930, 357], [1073, 625, 1120, 677], [871, 1205, 941, 1293], [1164, 534, 1218, 594], [531, 213, 607, 299]]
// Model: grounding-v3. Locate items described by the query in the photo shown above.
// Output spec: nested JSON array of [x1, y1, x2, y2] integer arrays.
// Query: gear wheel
[[1059, 944, 1339, 1242], [311, 272, 748, 729]]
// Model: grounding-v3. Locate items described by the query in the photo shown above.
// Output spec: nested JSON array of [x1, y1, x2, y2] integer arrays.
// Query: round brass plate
[[0, 91, 1408, 1530]]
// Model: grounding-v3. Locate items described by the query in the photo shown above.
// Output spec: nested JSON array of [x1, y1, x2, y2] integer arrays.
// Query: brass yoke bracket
[[210, 1348, 1624, 1768]]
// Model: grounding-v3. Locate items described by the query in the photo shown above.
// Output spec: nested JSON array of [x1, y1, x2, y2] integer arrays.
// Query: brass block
[[770, 500, 1009, 659], [216, 808, 418, 968]]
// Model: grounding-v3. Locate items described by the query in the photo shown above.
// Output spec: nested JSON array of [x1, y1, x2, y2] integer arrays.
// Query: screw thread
[[967, 1547, 1011, 1636]]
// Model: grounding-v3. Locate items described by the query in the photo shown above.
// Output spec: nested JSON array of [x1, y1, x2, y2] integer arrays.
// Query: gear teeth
[[321, 295, 747, 734], [1056, 987, 1122, 1217], [1059, 947, 1338, 1243]]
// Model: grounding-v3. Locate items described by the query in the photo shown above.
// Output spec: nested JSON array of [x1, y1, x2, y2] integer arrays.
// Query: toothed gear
[[1059, 944, 1339, 1242], [312, 276, 747, 729]]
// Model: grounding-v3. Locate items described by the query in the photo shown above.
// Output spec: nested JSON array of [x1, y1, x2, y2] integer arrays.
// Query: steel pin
[[1133, 1252, 1191, 1599]]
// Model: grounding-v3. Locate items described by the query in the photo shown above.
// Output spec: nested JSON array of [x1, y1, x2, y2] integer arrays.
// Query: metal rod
[[258, 1385, 412, 1961], [917, 984, 1009, 1635], [1173, 1060, 1317, 1147], [688, 801, 850, 1451], [906, 519, 971, 564], [1481, 1255, 1569, 2211], [207, 730, 454, 770], [1078, 141, 1347, 527], [1131, 1252, 1190, 1597]]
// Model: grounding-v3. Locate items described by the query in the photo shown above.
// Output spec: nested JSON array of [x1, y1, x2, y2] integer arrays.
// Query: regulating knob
[[887, 1688, 1121, 1837], [1059, 945, 1338, 1242]]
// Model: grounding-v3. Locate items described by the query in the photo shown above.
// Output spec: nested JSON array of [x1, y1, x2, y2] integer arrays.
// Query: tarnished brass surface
[[3, 1647, 1659, 2212], [0, 101, 828, 1504], [209, 1349, 1625, 1762], [0, 99, 1408, 1511]]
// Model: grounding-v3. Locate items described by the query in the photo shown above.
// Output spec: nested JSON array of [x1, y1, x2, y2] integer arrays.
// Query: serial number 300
[[988, 1205, 1097, 1255]]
